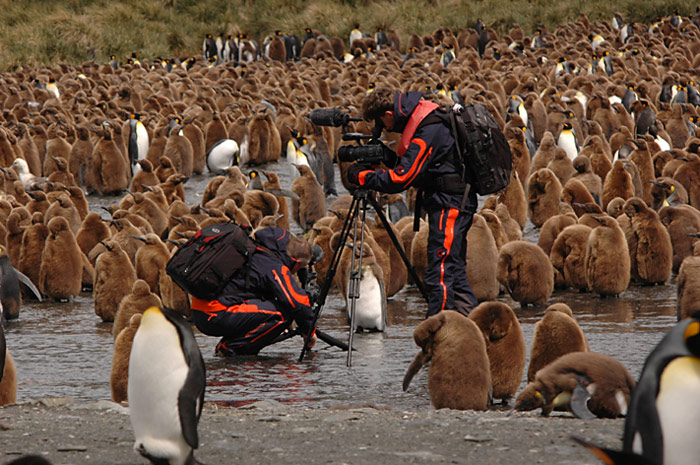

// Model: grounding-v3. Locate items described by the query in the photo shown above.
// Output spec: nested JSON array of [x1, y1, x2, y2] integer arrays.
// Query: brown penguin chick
[[158, 248, 191, 318], [650, 177, 688, 211], [667, 103, 691, 149], [628, 138, 655, 206], [547, 147, 576, 185], [479, 209, 508, 250], [47, 156, 77, 188], [606, 197, 626, 218], [505, 125, 531, 189], [75, 212, 111, 259], [43, 193, 82, 236], [133, 233, 171, 294], [585, 215, 630, 296], [212, 166, 246, 207], [154, 155, 178, 184], [127, 191, 168, 238], [110, 313, 141, 403], [311, 225, 334, 289], [88, 218, 142, 265], [262, 171, 290, 230], [660, 150, 687, 179], [527, 168, 564, 228], [242, 190, 279, 229], [4, 212, 25, 267], [17, 213, 48, 298], [44, 126, 72, 177], [93, 239, 137, 322], [164, 125, 194, 177], [530, 131, 558, 173], [182, 121, 206, 176], [26, 190, 51, 217], [466, 214, 499, 301], [291, 164, 326, 232], [91, 123, 128, 195], [561, 177, 596, 208], [369, 218, 407, 298], [112, 279, 161, 339], [204, 112, 228, 154], [410, 220, 430, 287], [527, 303, 589, 382], [497, 240, 554, 306], [469, 301, 526, 404], [537, 211, 577, 256], [247, 111, 272, 165], [0, 349, 17, 406], [159, 173, 188, 204], [623, 197, 672, 285], [514, 352, 635, 418], [39, 216, 83, 301], [550, 224, 593, 291], [403, 310, 491, 410], [61, 186, 89, 220], [495, 203, 522, 242], [129, 159, 160, 193], [69, 124, 95, 189], [500, 170, 527, 230], [602, 160, 635, 211], [677, 240, 700, 320], [572, 155, 602, 204], [658, 204, 700, 273], [671, 154, 700, 210]]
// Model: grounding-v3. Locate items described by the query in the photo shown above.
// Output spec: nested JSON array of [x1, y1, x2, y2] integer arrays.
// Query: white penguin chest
[[656, 356, 700, 465]]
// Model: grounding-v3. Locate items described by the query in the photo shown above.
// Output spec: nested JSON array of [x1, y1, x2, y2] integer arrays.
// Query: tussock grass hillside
[[0, 0, 693, 70]]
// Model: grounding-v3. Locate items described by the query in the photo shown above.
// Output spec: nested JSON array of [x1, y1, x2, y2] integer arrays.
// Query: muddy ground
[[0, 398, 621, 464]]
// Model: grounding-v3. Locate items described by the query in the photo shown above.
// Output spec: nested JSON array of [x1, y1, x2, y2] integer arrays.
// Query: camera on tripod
[[310, 108, 394, 167]]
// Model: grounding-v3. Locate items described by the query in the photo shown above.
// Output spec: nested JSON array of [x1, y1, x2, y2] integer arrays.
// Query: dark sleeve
[[266, 263, 315, 334], [356, 124, 450, 193]]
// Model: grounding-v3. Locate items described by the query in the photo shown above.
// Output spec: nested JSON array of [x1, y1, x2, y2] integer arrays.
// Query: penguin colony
[[0, 9, 699, 465]]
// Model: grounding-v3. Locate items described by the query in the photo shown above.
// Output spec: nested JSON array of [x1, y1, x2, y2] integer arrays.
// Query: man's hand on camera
[[347, 163, 364, 185]]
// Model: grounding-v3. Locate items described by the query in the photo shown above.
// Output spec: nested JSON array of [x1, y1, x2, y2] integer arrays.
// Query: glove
[[346, 163, 364, 185]]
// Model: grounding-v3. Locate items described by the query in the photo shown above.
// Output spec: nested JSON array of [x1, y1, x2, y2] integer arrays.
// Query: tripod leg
[[368, 194, 430, 304], [346, 194, 367, 368]]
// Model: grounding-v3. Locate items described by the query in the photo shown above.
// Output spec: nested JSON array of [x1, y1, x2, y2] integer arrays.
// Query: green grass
[[0, 0, 692, 70]]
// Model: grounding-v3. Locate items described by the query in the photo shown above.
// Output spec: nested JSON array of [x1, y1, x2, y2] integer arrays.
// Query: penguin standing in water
[[623, 314, 700, 465], [129, 306, 205, 465], [129, 113, 149, 176]]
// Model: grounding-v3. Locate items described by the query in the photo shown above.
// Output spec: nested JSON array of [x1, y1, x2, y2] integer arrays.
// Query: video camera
[[310, 108, 395, 167]]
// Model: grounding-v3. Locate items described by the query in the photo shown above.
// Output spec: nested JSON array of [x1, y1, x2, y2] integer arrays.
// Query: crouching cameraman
[[346, 88, 479, 318], [190, 227, 317, 356]]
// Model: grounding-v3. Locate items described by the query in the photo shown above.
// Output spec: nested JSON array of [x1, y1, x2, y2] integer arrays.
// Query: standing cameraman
[[346, 88, 479, 318]]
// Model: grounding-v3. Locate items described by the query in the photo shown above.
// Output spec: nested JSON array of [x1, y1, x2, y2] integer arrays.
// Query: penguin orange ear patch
[[684, 321, 700, 340]]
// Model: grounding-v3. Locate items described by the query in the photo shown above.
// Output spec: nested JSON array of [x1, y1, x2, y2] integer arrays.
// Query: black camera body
[[337, 142, 387, 165]]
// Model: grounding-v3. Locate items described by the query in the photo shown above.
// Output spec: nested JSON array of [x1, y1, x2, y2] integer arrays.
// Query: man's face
[[380, 110, 395, 131]]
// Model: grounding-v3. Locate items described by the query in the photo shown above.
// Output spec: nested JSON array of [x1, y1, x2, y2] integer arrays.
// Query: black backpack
[[165, 222, 258, 300], [427, 103, 512, 197]]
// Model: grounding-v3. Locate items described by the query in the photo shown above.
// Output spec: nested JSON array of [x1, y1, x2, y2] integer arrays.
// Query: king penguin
[[557, 122, 579, 161], [623, 314, 700, 465], [128, 306, 205, 465], [129, 113, 149, 176], [205, 139, 239, 175]]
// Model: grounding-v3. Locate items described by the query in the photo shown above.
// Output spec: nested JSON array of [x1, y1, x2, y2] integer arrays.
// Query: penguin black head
[[562, 121, 573, 130]]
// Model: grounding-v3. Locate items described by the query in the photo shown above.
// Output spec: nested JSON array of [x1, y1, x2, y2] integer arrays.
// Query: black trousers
[[424, 206, 479, 317]]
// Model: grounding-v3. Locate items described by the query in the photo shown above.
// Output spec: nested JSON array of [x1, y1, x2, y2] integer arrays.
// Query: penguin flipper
[[161, 307, 206, 449], [571, 436, 656, 465], [403, 350, 430, 391], [15, 269, 42, 302], [0, 324, 6, 382], [570, 379, 597, 419]]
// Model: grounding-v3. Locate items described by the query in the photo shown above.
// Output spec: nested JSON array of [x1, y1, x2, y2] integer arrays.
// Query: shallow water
[[2, 156, 680, 410]]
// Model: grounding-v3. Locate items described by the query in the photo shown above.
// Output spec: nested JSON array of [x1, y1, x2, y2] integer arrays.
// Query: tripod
[[299, 188, 430, 366]]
